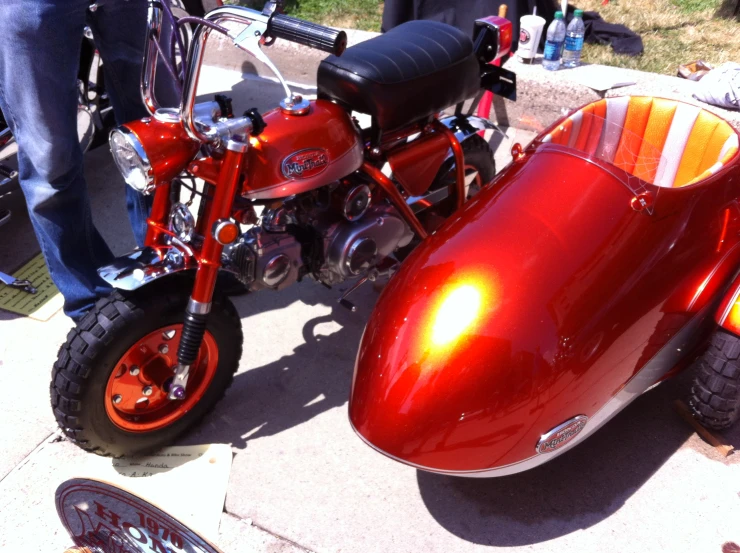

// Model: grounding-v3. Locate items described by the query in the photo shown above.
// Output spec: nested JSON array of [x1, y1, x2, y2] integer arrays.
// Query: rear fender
[[440, 114, 503, 146], [98, 245, 197, 291]]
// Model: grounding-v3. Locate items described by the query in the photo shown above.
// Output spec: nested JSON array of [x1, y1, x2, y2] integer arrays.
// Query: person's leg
[[87, 0, 151, 247], [0, 0, 114, 321], [89, 0, 180, 247]]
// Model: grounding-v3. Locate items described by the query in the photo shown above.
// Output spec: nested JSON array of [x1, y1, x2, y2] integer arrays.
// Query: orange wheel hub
[[104, 325, 219, 432]]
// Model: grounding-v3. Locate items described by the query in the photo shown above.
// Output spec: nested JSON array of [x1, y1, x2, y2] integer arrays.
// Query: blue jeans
[[0, 0, 154, 321]]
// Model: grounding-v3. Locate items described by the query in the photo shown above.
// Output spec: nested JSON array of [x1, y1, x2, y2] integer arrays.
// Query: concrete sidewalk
[[1, 37, 740, 553]]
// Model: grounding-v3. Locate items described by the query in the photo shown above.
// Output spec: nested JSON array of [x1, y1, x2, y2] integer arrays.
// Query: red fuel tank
[[243, 100, 363, 199]]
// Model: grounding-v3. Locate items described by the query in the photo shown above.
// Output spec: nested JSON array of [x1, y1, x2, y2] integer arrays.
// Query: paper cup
[[517, 15, 546, 62]]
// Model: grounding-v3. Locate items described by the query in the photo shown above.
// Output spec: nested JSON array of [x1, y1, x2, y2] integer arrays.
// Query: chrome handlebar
[[181, 6, 273, 142], [141, 3, 343, 144]]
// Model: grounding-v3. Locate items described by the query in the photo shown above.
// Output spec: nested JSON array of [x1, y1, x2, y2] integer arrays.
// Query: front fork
[[168, 139, 247, 399]]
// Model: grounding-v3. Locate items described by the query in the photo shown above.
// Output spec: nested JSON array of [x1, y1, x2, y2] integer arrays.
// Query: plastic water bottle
[[562, 9, 585, 68], [542, 11, 566, 71]]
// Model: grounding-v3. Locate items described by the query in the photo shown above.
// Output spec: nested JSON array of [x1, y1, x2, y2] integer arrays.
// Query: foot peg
[[0, 270, 37, 294]]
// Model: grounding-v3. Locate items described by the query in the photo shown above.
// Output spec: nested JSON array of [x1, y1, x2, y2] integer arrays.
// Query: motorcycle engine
[[224, 180, 414, 290]]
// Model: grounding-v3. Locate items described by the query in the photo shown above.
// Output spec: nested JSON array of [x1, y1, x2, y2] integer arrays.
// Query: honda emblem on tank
[[281, 148, 329, 179], [536, 415, 588, 454]]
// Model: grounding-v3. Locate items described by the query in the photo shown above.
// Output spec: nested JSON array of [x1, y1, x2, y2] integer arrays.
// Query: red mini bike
[[51, 1, 516, 456], [350, 96, 740, 476]]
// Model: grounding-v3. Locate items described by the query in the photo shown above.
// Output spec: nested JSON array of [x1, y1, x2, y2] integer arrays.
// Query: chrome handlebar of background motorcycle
[[142, 1, 164, 115]]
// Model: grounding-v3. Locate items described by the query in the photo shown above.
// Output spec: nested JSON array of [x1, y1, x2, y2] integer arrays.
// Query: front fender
[[98, 246, 197, 291]]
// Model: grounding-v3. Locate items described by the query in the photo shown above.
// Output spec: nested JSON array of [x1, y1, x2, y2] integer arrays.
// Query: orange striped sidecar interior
[[540, 96, 739, 188]]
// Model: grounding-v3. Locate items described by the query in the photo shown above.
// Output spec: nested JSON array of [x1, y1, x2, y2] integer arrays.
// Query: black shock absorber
[[169, 299, 210, 400], [177, 309, 208, 366]]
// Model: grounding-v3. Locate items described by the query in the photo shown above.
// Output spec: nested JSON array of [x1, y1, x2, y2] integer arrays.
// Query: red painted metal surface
[[125, 118, 200, 184], [350, 144, 740, 473], [716, 272, 740, 336], [145, 180, 172, 245], [191, 145, 247, 304], [105, 324, 218, 432], [432, 120, 467, 210], [360, 162, 428, 240], [243, 100, 362, 199], [386, 131, 450, 197]]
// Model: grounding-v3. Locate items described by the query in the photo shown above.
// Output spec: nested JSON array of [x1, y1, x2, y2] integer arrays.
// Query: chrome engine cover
[[226, 202, 413, 289], [226, 228, 302, 291], [319, 206, 413, 285]]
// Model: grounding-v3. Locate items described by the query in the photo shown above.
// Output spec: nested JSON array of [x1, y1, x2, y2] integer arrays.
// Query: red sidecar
[[349, 96, 740, 477]]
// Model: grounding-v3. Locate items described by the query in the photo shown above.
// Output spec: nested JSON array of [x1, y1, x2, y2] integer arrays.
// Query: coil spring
[[177, 311, 208, 366]]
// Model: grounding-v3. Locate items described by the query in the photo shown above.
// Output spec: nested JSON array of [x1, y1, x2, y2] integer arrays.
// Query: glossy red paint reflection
[[125, 118, 200, 184], [350, 143, 740, 473], [243, 100, 362, 199]]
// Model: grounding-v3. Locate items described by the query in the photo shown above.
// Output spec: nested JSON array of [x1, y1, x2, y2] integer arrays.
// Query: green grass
[[290, 0, 382, 30], [227, 0, 738, 76], [579, 0, 740, 75], [224, 0, 383, 31], [672, 0, 721, 12]]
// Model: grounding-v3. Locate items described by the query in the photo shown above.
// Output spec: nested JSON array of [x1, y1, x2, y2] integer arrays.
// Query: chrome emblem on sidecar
[[281, 148, 329, 179], [536, 415, 588, 454]]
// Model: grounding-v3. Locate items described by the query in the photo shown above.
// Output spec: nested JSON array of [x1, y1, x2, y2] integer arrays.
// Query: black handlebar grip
[[268, 14, 347, 56]]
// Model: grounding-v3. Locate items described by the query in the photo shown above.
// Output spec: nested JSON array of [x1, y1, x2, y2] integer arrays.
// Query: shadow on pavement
[[416, 374, 700, 546], [180, 280, 374, 449]]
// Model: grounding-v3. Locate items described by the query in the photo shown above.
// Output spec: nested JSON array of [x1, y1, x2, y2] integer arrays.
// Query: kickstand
[[338, 259, 400, 312], [338, 276, 368, 312], [0, 269, 37, 294]]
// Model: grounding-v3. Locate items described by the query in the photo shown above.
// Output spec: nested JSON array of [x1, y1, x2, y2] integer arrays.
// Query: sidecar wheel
[[50, 282, 242, 457], [690, 329, 740, 430]]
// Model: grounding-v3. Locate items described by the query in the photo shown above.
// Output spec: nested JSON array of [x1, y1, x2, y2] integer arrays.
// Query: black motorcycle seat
[[317, 20, 481, 131]]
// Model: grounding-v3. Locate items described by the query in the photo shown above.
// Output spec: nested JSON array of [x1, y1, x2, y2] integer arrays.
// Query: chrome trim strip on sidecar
[[351, 298, 717, 478]]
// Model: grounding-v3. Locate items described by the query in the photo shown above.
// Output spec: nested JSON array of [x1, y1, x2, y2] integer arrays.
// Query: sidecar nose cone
[[347, 148, 649, 475], [348, 266, 549, 474]]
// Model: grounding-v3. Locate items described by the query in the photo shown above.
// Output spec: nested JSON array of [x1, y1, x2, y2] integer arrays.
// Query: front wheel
[[690, 329, 740, 430], [51, 281, 243, 457]]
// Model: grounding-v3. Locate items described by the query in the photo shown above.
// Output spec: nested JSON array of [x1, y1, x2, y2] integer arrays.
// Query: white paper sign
[[82, 444, 233, 541]]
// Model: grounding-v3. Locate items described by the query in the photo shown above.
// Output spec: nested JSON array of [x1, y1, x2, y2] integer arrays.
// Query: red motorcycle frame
[[51, 1, 516, 456]]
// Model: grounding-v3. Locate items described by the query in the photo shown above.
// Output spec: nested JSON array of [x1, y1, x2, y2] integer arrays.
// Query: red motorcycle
[[51, 1, 516, 456], [349, 96, 740, 476]]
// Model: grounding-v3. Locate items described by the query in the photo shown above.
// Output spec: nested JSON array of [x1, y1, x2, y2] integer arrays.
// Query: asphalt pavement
[[1, 35, 739, 553]]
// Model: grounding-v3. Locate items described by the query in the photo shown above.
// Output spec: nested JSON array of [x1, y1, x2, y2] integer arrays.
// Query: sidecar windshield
[[532, 114, 667, 213]]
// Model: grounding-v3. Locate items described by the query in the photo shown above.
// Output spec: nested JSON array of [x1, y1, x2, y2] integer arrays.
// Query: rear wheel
[[51, 280, 242, 457], [432, 134, 496, 201], [413, 134, 496, 233], [690, 329, 740, 430]]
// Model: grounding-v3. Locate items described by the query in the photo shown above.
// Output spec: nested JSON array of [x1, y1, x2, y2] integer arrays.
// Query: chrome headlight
[[109, 127, 153, 193]]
